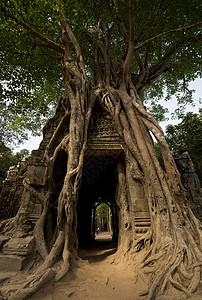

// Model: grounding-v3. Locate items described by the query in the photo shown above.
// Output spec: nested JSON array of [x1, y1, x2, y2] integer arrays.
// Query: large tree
[[0, 1, 202, 299]]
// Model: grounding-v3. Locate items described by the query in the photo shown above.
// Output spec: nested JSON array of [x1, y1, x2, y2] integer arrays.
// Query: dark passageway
[[77, 156, 119, 252]]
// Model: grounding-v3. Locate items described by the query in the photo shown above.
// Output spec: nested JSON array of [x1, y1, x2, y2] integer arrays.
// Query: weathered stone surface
[[0, 254, 29, 271], [126, 163, 151, 235], [0, 158, 28, 220], [0, 184, 24, 220], [175, 152, 202, 222], [0, 236, 9, 251], [87, 114, 122, 151], [0, 272, 17, 284], [2, 236, 35, 256], [0, 236, 35, 271], [26, 165, 47, 186]]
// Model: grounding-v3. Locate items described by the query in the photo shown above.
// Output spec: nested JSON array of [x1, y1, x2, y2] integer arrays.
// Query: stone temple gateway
[[0, 100, 201, 272]]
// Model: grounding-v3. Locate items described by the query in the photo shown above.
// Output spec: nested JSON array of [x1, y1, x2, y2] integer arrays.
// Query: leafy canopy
[[0, 0, 201, 144], [166, 109, 202, 157]]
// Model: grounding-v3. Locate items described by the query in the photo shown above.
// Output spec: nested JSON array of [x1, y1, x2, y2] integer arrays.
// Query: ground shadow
[[78, 233, 117, 263]]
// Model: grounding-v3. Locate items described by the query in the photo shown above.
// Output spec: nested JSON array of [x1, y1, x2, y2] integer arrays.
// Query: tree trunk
[[102, 83, 202, 299]]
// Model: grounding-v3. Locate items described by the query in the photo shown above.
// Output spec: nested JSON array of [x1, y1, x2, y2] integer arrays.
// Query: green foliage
[[154, 142, 162, 160], [95, 201, 109, 231], [147, 101, 169, 122], [165, 109, 202, 181], [0, 141, 30, 191], [0, 0, 201, 144]]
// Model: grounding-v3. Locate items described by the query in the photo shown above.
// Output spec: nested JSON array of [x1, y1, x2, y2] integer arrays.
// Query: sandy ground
[[28, 232, 144, 300], [1, 233, 201, 299]]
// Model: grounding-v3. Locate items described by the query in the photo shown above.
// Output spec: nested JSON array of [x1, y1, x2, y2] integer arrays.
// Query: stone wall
[[175, 152, 202, 222], [0, 151, 201, 224], [0, 158, 28, 221]]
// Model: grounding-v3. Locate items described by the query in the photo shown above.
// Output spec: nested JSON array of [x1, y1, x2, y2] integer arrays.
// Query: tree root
[[188, 266, 200, 293], [5, 230, 65, 299], [132, 229, 152, 253], [0, 217, 15, 234], [55, 230, 71, 281], [8, 268, 55, 300], [38, 230, 64, 272], [134, 244, 201, 300], [55, 260, 70, 281], [169, 276, 192, 297], [33, 206, 48, 260]]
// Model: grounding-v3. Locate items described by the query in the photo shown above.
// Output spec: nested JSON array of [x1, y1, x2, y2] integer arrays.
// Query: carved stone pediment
[[89, 114, 119, 138], [87, 105, 123, 153]]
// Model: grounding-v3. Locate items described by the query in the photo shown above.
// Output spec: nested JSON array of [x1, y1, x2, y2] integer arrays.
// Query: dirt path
[[1, 233, 201, 299], [28, 232, 143, 300]]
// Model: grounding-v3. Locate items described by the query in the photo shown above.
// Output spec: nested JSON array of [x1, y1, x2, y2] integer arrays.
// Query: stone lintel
[[87, 136, 123, 150]]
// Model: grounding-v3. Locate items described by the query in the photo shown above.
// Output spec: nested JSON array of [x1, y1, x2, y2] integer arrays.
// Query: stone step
[[0, 254, 30, 272], [0, 271, 17, 284]]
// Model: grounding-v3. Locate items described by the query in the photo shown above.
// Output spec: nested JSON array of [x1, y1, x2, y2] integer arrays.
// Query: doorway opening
[[77, 155, 119, 243], [77, 155, 119, 260]]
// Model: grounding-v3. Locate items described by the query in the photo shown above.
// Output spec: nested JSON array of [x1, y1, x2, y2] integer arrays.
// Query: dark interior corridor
[[77, 155, 119, 249]]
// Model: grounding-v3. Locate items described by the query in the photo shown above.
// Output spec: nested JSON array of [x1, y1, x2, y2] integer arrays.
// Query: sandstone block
[[0, 254, 28, 271], [2, 236, 35, 256], [26, 165, 47, 185]]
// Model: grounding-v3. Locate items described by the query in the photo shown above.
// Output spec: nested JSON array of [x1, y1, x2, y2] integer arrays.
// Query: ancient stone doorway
[[77, 155, 119, 246]]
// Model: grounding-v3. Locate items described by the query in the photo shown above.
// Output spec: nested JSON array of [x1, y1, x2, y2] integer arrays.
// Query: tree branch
[[0, 5, 64, 54], [134, 22, 202, 51], [107, 0, 129, 43], [107, 0, 144, 73], [122, 0, 134, 79], [61, 11, 86, 77], [133, 33, 201, 91], [60, 20, 73, 61]]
